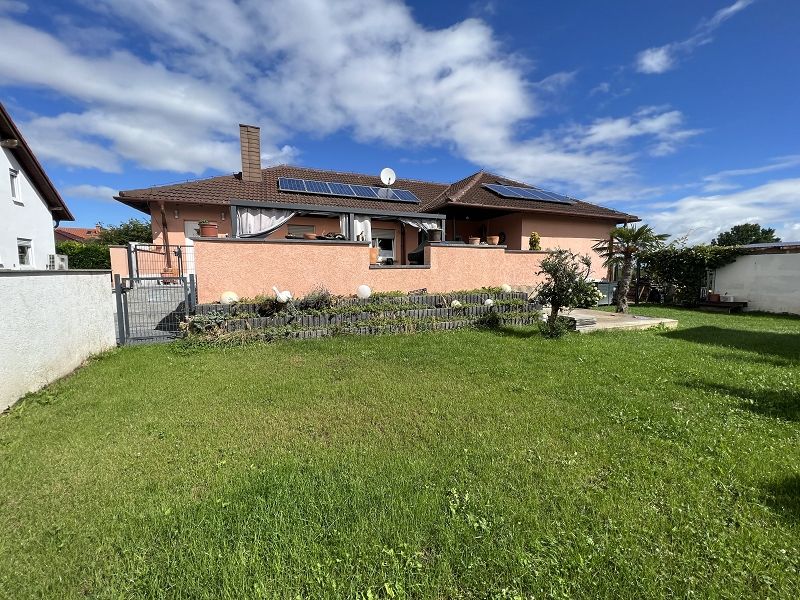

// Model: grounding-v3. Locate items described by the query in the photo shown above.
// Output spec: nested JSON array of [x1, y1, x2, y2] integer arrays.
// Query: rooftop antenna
[[380, 167, 396, 186]]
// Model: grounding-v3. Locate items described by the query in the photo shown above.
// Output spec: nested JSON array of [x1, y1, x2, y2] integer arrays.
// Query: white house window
[[17, 238, 32, 267], [9, 168, 21, 203], [288, 224, 315, 236], [372, 228, 396, 261]]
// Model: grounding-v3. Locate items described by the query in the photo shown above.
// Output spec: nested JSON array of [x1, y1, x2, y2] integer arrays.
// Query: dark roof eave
[[114, 195, 151, 215]]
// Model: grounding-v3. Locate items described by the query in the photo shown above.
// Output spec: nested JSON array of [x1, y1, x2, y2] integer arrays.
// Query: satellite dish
[[380, 167, 396, 186]]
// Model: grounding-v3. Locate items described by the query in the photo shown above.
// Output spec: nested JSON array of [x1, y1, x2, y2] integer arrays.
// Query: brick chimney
[[239, 124, 262, 182]]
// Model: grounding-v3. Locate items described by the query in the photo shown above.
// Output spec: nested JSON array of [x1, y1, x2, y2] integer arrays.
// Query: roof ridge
[[269, 164, 450, 186]]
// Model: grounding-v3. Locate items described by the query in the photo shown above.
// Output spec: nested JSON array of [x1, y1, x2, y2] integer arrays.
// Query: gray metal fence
[[114, 274, 197, 345], [128, 243, 195, 279]]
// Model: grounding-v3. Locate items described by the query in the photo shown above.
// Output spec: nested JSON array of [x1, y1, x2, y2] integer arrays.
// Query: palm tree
[[593, 224, 669, 313]]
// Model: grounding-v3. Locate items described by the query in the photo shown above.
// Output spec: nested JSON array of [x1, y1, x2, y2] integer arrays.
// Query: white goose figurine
[[272, 285, 292, 303]]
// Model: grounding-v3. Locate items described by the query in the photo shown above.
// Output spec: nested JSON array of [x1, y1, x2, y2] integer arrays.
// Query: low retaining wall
[[0, 270, 116, 411], [193, 239, 546, 303]]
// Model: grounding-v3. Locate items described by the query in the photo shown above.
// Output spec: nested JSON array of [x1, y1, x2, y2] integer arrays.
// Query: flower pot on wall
[[468, 237, 481, 245], [369, 247, 380, 264], [428, 229, 443, 242], [486, 235, 500, 245], [199, 221, 218, 237], [707, 293, 721, 303]]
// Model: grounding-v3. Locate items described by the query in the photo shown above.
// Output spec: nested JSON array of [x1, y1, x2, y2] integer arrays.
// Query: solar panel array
[[483, 183, 575, 205], [278, 177, 419, 203]]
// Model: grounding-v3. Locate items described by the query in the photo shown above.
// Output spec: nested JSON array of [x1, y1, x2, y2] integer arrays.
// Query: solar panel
[[304, 180, 331, 194], [392, 189, 418, 202], [278, 177, 419, 203], [348, 184, 377, 198], [278, 177, 306, 192], [328, 182, 355, 196], [483, 183, 574, 205]]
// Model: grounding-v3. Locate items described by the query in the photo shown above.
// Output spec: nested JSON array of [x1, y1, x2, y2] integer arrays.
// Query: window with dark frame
[[9, 168, 20, 202], [17, 238, 32, 266]]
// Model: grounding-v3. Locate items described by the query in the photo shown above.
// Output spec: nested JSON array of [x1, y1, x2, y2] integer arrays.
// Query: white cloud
[[0, 1, 698, 196], [635, 0, 755, 74], [644, 178, 800, 243], [0, 1, 26, 14], [702, 155, 800, 191], [62, 184, 117, 201]]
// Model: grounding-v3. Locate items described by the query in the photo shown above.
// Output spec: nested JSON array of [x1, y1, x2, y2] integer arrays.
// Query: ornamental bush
[[55, 241, 110, 269], [642, 245, 742, 305]]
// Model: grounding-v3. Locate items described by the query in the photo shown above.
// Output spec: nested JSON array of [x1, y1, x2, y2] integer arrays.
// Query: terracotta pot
[[486, 235, 500, 245], [468, 236, 481, 245], [161, 267, 178, 283], [199, 222, 218, 237], [369, 247, 380, 264], [302, 232, 318, 240], [707, 293, 721, 303], [428, 229, 443, 242]]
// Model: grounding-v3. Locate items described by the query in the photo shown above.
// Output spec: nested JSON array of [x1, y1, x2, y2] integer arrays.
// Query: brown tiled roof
[[117, 165, 637, 222], [55, 227, 100, 242], [422, 171, 638, 222], [117, 165, 448, 214]]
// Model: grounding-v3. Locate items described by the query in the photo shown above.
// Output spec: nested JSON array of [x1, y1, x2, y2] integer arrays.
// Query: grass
[[1, 307, 799, 598]]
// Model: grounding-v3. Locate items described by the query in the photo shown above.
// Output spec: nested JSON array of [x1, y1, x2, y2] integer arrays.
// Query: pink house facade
[[115, 125, 637, 303]]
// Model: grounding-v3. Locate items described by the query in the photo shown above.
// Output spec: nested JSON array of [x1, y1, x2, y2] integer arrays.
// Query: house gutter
[[444, 200, 639, 223]]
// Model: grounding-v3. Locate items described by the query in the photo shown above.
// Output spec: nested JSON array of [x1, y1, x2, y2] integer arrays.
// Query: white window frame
[[372, 228, 396, 261], [9, 168, 21, 204], [288, 224, 315, 236], [17, 238, 32, 268]]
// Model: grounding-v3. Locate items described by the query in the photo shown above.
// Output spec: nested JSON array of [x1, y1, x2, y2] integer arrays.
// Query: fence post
[[127, 242, 136, 280], [188, 274, 197, 312], [114, 274, 126, 345]]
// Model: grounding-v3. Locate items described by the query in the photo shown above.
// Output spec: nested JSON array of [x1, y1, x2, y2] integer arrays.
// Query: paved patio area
[[565, 308, 678, 333]]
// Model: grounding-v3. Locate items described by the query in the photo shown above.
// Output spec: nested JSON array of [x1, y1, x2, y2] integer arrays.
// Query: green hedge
[[55, 241, 111, 269]]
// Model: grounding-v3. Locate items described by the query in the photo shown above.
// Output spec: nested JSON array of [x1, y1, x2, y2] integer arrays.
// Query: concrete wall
[[1, 147, 57, 269], [0, 271, 117, 411], [713, 253, 800, 315], [193, 239, 548, 302]]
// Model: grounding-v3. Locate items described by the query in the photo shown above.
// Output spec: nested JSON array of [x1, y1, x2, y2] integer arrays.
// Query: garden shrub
[[297, 286, 333, 311], [55, 241, 110, 269], [642, 245, 742, 305]]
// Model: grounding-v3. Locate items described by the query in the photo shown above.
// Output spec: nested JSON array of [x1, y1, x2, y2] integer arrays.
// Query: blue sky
[[1, 0, 798, 242]]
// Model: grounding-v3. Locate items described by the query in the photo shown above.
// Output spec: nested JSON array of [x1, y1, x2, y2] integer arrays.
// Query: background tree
[[96, 218, 152, 245], [535, 249, 593, 338], [711, 223, 780, 246], [593, 224, 669, 313]]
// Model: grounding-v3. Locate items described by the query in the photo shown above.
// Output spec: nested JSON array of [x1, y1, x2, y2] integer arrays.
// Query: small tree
[[96, 218, 152, 245], [593, 224, 669, 313], [535, 249, 592, 337], [711, 223, 780, 246]]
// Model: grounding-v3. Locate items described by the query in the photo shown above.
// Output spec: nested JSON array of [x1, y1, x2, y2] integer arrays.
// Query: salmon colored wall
[[150, 203, 233, 245], [193, 240, 548, 303], [109, 245, 129, 281], [521, 215, 614, 279]]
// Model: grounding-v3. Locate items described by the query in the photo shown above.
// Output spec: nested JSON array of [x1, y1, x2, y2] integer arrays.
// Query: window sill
[[369, 264, 430, 269]]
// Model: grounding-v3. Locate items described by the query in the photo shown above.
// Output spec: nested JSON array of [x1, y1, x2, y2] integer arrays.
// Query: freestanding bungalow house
[[115, 125, 637, 302], [1, 102, 73, 270]]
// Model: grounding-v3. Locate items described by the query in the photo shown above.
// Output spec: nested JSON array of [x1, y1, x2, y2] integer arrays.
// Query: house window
[[9, 169, 21, 203], [17, 238, 32, 267], [288, 224, 315, 236], [372, 228, 395, 261]]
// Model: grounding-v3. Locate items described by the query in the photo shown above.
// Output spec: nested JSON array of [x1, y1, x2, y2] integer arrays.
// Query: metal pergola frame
[[229, 198, 446, 241]]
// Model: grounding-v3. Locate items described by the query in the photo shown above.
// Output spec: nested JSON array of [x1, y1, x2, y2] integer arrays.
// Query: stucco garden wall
[[0, 271, 116, 411], [713, 253, 800, 315], [193, 239, 548, 303]]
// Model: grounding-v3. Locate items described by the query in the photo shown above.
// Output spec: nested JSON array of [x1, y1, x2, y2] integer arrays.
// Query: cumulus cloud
[[702, 155, 800, 192], [635, 0, 755, 74], [0, 0, 699, 195], [644, 178, 800, 243], [62, 184, 118, 202]]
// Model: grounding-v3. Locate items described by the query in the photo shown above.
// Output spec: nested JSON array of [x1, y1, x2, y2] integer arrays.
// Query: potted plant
[[198, 220, 218, 237], [428, 229, 443, 242], [486, 235, 500, 245], [468, 236, 481, 245], [529, 231, 541, 251]]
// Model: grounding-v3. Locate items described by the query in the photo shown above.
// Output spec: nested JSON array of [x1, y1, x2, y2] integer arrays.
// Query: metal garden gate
[[114, 272, 197, 345]]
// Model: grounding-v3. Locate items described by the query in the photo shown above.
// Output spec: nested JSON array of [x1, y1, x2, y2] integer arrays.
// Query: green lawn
[[1, 307, 798, 599]]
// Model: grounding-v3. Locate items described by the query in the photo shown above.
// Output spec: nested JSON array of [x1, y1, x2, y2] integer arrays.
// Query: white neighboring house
[[1, 102, 73, 270]]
